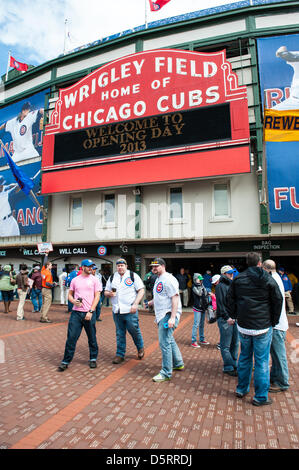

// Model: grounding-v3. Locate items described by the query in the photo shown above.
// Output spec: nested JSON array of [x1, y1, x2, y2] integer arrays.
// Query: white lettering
[[206, 86, 220, 103], [79, 85, 89, 102], [64, 91, 78, 109], [204, 61, 217, 77], [63, 116, 73, 130]]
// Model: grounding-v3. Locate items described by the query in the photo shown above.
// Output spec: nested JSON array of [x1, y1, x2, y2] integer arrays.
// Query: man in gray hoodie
[[191, 273, 210, 348]]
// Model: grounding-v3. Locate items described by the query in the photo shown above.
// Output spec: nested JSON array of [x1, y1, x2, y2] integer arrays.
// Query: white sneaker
[[191, 342, 200, 348], [152, 373, 170, 382]]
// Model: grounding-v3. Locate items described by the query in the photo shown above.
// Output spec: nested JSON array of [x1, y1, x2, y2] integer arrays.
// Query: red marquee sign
[[42, 49, 250, 194]]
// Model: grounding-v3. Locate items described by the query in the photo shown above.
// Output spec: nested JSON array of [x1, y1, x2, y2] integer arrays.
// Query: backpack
[[109, 270, 135, 284]]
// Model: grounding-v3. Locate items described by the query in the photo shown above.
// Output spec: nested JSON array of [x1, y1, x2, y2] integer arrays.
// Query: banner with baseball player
[[0, 89, 47, 167], [257, 34, 299, 223], [0, 161, 43, 237]]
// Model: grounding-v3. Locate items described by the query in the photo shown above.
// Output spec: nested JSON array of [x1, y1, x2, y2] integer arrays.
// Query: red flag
[[9, 55, 28, 72], [149, 0, 172, 12]]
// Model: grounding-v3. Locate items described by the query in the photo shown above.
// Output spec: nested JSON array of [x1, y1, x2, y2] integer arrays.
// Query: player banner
[[0, 89, 47, 167], [257, 34, 299, 223], [0, 161, 43, 237], [0, 89, 49, 236]]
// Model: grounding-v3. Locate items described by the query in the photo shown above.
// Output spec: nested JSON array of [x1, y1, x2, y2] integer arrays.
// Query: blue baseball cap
[[81, 259, 94, 267]]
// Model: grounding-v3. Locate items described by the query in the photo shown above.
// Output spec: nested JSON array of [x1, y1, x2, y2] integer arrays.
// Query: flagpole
[[63, 19, 68, 55], [145, 0, 148, 29], [6, 51, 11, 81], [29, 190, 47, 220]]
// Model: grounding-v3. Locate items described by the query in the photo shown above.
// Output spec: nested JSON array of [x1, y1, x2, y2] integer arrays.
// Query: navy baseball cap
[[150, 257, 166, 267], [81, 259, 94, 267]]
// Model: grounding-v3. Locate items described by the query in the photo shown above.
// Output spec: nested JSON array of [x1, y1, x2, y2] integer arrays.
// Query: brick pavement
[[0, 300, 298, 450]]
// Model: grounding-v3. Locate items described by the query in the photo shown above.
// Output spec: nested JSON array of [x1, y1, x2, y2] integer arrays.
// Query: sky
[[0, 0, 244, 78]]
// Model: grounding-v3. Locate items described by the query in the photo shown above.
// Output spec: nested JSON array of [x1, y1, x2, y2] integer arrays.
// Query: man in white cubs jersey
[[147, 257, 184, 383], [105, 258, 145, 364], [0, 102, 43, 163], [0, 176, 20, 237]]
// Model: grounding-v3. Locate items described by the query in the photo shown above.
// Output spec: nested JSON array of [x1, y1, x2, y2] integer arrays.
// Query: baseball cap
[[278, 267, 285, 272], [212, 274, 221, 284], [150, 257, 166, 267], [116, 258, 127, 265], [220, 265, 234, 275], [81, 259, 94, 267], [3, 265, 11, 271]]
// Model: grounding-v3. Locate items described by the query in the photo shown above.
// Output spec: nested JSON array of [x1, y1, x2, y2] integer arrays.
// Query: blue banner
[[0, 161, 43, 237], [0, 89, 47, 167], [257, 34, 299, 223], [0, 89, 49, 237]]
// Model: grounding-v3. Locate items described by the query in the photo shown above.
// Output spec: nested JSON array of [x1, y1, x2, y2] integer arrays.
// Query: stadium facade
[[0, 0, 298, 287]]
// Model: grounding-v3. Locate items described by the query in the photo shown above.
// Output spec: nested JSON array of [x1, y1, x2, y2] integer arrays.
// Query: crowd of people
[[0, 253, 298, 405]]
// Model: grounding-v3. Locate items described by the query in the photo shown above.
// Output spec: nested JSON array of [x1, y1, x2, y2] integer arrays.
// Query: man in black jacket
[[215, 265, 239, 376], [226, 252, 283, 406]]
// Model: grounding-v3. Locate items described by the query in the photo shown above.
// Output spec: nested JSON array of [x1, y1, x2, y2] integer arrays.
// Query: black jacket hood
[[246, 266, 269, 287]]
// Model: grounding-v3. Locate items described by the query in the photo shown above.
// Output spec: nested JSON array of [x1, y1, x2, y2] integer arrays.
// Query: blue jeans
[[62, 310, 98, 364], [158, 313, 184, 378], [95, 292, 104, 320], [113, 312, 144, 358], [191, 308, 205, 343], [31, 288, 42, 312], [270, 329, 289, 390], [237, 327, 273, 402], [217, 318, 239, 371]]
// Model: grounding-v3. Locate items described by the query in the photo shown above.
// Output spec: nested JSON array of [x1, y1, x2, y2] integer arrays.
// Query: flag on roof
[[10, 55, 28, 72], [149, 0, 172, 12]]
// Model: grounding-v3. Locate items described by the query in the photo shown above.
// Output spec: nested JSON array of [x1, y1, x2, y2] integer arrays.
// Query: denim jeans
[[158, 313, 184, 378], [113, 312, 144, 358], [62, 310, 98, 364], [270, 329, 289, 390], [95, 293, 103, 320], [237, 327, 273, 402], [191, 308, 206, 343], [217, 317, 239, 372], [31, 288, 42, 312]]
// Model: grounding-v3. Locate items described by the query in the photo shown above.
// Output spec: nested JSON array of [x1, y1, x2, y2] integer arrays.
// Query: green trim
[[135, 188, 142, 240], [248, 37, 269, 235], [41, 196, 49, 242], [135, 39, 143, 53]]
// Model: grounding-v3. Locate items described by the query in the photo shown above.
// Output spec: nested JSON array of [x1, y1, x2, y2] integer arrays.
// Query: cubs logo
[[156, 282, 163, 293], [97, 245, 107, 256], [20, 125, 27, 136], [125, 278, 134, 287]]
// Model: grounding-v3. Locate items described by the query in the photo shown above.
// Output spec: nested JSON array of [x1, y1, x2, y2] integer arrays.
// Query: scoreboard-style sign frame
[[42, 49, 250, 194]]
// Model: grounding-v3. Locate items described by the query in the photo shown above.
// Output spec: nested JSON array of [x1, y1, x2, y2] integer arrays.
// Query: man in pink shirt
[[58, 259, 101, 371]]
